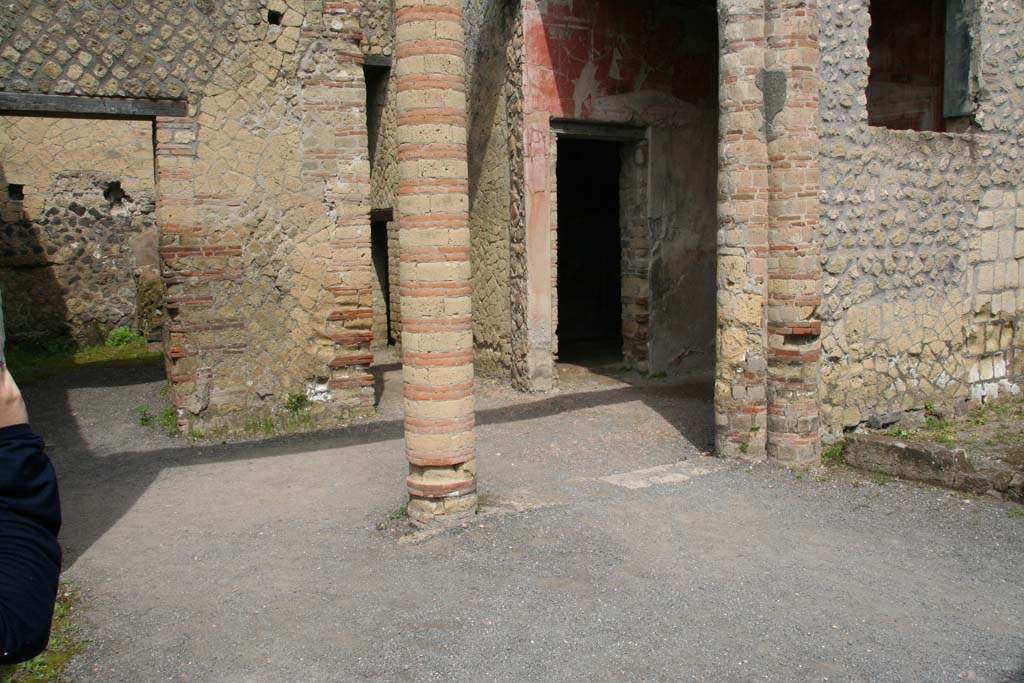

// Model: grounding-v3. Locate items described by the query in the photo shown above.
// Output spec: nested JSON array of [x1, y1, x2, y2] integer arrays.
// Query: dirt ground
[[18, 359, 1024, 683]]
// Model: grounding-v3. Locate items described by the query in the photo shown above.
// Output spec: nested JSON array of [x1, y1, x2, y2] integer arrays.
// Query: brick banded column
[[715, 0, 771, 458], [395, 0, 477, 525], [764, 0, 822, 464]]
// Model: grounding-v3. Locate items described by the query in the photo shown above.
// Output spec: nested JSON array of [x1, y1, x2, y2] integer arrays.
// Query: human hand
[[0, 366, 29, 428]]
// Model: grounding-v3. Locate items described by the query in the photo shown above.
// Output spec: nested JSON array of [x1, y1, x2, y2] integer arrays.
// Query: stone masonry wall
[[465, 0, 515, 377], [0, 115, 158, 344], [818, 1, 1024, 438], [1, 2, 378, 431], [360, 0, 394, 56]]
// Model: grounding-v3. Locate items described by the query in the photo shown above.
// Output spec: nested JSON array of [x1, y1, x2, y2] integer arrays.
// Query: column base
[[407, 493, 479, 528]]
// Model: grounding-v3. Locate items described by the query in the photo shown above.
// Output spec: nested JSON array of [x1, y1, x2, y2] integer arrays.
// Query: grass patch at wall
[[6, 334, 161, 385]]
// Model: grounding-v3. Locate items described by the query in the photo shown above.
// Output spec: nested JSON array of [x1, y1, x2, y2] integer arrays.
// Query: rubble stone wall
[[360, 0, 394, 56], [818, 1, 1024, 438], [0, 115, 158, 344]]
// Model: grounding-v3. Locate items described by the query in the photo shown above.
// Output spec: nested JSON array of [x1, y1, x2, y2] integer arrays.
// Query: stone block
[[845, 433, 1020, 500]]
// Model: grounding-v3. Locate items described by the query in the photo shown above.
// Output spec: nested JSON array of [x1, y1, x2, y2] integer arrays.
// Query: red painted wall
[[524, 0, 717, 123]]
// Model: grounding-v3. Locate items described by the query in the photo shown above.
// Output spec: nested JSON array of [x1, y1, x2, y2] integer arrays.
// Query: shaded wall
[[465, 0, 516, 377], [0, 116, 158, 344], [648, 119, 718, 375]]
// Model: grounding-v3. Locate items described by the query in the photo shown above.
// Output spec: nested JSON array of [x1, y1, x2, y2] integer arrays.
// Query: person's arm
[[0, 368, 62, 665]]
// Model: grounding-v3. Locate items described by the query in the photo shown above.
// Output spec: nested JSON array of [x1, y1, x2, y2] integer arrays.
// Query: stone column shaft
[[395, 0, 477, 525], [715, 1, 771, 458], [764, 0, 822, 464]]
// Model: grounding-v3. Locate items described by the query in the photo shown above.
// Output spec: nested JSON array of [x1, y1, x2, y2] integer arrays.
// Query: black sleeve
[[0, 423, 62, 665]]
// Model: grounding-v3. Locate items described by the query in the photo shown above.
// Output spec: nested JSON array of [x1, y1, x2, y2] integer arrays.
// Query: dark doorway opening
[[556, 138, 623, 366], [370, 219, 394, 346]]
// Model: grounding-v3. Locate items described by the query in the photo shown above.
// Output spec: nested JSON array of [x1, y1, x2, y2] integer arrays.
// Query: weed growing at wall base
[[136, 404, 155, 427], [285, 392, 311, 414], [822, 441, 846, 466], [105, 326, 140, 347]]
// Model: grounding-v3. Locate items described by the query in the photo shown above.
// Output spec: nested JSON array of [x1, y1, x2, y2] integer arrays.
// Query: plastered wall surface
[[648, 120, 718, 376], [819, 1, 1024, 437], [0, 115, 157, 343]]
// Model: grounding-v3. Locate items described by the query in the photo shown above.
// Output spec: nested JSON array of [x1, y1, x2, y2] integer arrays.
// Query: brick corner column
[[395, 0, 477, 525], [764, 0, 822, 465], [715, 0, 771, 459], [154, 114, 203, 431]]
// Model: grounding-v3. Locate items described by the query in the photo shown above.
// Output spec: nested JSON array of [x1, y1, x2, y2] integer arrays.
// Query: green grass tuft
[[104, 326, 139, 347], [158, 407, 178, 433], [135, 405, 155, 427], [822, 441, 845, 466], [285, 392, 311, 414]]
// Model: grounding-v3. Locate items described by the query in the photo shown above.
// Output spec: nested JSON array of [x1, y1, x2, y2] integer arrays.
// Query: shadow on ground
[[23, 357, 713, 567]]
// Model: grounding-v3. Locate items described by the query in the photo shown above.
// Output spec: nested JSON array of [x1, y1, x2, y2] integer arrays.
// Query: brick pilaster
[[715, 1, 771, 458], [306, 4, 376, 414], [764, 0, 822, 464], [155, 115, 244, 427], [395, 0, 477, 525]]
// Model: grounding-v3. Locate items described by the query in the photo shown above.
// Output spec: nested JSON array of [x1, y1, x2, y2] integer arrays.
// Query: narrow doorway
[[370, 219, 394, 346], [555, 138, 623, 366]]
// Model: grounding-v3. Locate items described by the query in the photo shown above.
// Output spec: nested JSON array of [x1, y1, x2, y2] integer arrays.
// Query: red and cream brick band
[[765, 0, 822, 464], [715, 0, 771, 459], [395, 0, 477, 524], [304, 55, 377, 412], [155, 115, 240, 428]]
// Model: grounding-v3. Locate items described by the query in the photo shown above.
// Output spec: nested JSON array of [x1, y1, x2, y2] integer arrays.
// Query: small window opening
[[267, 9, 283, 25], [103, 181, 128, 205], [867, 0, 974, 132], [782, 333, 819, 346], [7, 184, 24, 201]]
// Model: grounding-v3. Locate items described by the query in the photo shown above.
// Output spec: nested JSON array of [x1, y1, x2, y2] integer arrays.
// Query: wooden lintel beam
[[370, 208, 394, 223], [550, 119, 647, 142], [363, 55, 393, 70], [0, 92, 188, 119]]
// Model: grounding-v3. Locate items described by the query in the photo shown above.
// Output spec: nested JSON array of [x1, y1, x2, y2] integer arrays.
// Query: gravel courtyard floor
[[22, 360, 1024, 683]]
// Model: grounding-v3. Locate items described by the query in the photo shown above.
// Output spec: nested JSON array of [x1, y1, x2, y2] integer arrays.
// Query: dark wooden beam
[[0, 92, 188, 119], [363, 54, 393, 70], [550, 119, 647, 142], [370, 207, 394, 223]]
